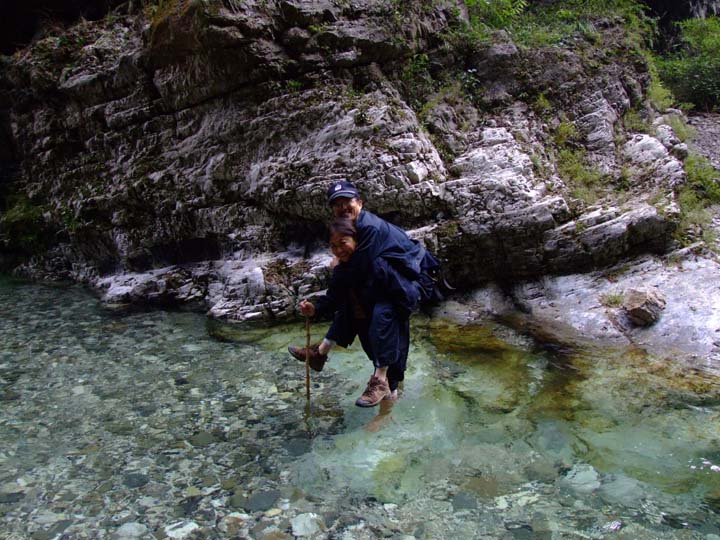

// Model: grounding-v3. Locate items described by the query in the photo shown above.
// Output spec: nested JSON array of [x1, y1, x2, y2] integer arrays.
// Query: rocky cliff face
[[0, 0, 693, 324]]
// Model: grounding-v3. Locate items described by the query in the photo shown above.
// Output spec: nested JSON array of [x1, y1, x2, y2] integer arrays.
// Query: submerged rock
[[123, 473, 149, 489], [218, 513, 251, 536], [559, 464, 601, 495], [112, 522, 150, 540], [291, 513, 325, 537], [245, 490, 281, 513], [599, 475, 646, 507], [163, 521, 200, 540]]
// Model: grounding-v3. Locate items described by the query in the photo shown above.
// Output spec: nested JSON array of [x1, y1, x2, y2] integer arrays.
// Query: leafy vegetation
[[465, 0, 528, 29], [665, 114, 696, 143], [506, 0, 653, 48], [657, 17, 720, 111], [622, 109, 652, 134], [675, 154, 720, 245], [553, 122, 579, 147], [556, 148, 604, 204], [401, 53, 433, 100], [684, 154, 720, 204], [146, 0, 207, 37], [600, 292, 625, 307], [647, 73, 674, 111]]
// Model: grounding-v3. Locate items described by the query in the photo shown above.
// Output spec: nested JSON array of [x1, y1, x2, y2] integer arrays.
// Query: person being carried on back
[[288, 181, 442, 407]]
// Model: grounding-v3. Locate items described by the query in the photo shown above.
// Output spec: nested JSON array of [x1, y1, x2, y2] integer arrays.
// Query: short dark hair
[[328, 217, 357, 239]]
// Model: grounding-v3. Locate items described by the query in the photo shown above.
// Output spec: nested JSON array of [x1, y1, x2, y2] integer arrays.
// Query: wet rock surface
[[1, 278, 719, 539]]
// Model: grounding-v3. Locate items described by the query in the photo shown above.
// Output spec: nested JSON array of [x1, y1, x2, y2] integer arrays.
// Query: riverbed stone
[[291, 513, 325, 537], [163, 521, 200, 539], [1, 234, 718, 540], [451, 492, 478, 512], [0, 491, 25, 503], [558, 464, 601, 495], [245, 490, 281, 513], [599, 475, 646, 508], [113, 522, 150, 540], [188, 432, 217, 447], [218, 513, 251, 535], [123, 474, 149, 489]]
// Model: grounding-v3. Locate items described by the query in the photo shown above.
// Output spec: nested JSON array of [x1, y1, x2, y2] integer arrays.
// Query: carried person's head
[[327, 180, 363, 220], [328, 217, 357, 263]]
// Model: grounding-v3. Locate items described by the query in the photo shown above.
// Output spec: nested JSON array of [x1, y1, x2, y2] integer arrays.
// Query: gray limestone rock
[[244, 490, 281, 513], [623, 134, 686, 189], [503, 253, 720, 368]]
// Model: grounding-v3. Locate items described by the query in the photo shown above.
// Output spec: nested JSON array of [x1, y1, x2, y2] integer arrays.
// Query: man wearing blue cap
[[289, 180, 440, 406]]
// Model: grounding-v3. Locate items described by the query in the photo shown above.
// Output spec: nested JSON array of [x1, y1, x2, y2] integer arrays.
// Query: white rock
[[559, 464, 600, 494], [482, 127, 514, 145], [406, 161, 428, 184], [31, 510, 66, 526], [291, 512, 324, 537], [624, 134, 669, 164], [163, 521, 200, 539], [113, 522, 150, 539]]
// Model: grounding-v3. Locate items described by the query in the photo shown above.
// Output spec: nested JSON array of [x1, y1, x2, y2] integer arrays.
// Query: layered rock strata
[[0, 0, 692, 323]]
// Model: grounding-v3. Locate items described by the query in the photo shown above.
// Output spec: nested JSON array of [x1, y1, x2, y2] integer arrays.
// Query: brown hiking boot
[[355, 375, 391, 407], [288, 344, 327, 372]]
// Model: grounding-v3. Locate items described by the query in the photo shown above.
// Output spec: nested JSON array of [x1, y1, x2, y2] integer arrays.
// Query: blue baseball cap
[[327, 180, 360, 205]]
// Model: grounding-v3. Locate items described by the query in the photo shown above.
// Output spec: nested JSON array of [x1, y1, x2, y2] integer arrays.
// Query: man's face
[[330, 197, 363, 220]]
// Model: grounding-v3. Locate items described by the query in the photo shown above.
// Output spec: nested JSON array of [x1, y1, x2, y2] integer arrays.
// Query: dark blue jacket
[[351, 210, 426, 281], [315, 211, 432, 318], [314, 256, 421, 319]]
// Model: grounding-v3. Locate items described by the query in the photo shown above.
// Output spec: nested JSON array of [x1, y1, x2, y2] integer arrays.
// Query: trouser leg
[[368, 300, 409, 391], [386, 318, 409, 391], [325, 306, 358, 348]]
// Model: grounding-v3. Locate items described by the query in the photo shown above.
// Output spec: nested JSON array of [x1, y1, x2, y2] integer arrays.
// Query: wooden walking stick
[[305, 316, 311, 401]]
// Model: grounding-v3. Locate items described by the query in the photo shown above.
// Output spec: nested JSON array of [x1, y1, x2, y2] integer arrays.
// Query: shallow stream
[[1, 278, 719, 540]]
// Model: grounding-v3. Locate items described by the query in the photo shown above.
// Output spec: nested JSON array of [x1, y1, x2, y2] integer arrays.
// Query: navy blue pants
[[326, 299, 409, 392]]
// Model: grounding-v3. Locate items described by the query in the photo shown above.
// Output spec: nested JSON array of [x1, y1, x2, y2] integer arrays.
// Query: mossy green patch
[[206, 319, 274, 343], [664, 114, 696, 143], [556, 148, 604, 204], [0, 195, 48, 255], [428, 319, 517, 355]]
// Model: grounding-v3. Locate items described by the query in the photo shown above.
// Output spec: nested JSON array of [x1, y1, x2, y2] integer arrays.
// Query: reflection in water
[[0, 277, 719, 539]]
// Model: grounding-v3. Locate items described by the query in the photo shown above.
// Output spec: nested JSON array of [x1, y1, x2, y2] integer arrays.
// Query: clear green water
[[1, 278, 719, 539]]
